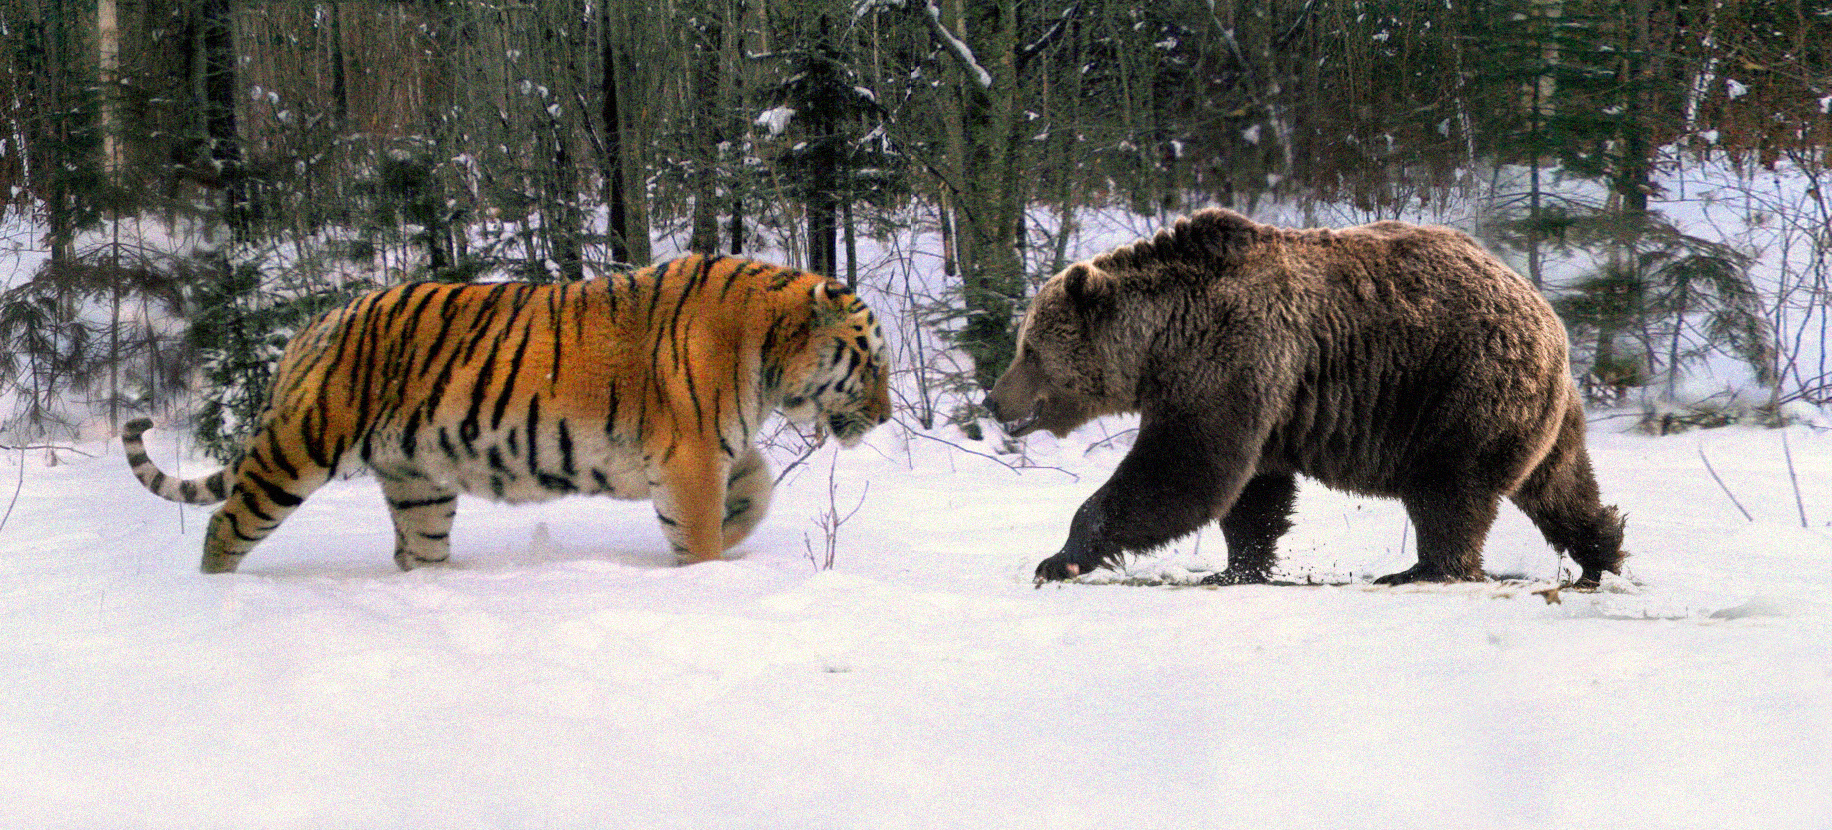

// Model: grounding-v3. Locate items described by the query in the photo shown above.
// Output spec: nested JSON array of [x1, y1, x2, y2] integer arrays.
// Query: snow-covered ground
[[1, 416, 1828, 829]]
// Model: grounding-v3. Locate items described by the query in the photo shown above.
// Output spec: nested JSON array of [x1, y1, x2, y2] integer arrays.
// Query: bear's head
[[983, 261, 1132, 438], [984, 208, 1268, 438]]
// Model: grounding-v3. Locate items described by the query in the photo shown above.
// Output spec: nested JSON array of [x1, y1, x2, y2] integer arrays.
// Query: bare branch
[[920, 2, 991, 89], [909, 430, 1077, 481], [1697, 444, 1753, 522], [1018, 1, 1079, 68]]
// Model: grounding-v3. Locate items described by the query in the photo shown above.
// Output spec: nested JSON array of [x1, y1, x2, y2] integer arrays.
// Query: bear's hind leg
[[1377, 488, 1500, 585], [1509, 405, 1626, 588], [1202, 472, 1297, 585]]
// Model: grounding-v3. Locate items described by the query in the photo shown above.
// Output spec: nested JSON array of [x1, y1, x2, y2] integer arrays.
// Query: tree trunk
[[932, 0, 1027, 391], [685, 12, 722, 255], [200, 0, 248, 242], [601, 4, 649, 264]]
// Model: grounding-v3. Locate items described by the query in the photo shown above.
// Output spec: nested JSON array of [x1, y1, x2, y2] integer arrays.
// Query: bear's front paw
[[1033, 555, 1086, 584], [1372, 564, 1482, 586], [1199, 567, 1270, 586]]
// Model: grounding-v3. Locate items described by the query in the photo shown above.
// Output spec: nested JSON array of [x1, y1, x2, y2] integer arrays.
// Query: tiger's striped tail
[[121, 418, 232, 505]]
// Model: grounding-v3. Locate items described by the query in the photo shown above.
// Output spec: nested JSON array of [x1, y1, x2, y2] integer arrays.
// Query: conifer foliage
[[1, 0, 1829, 445]]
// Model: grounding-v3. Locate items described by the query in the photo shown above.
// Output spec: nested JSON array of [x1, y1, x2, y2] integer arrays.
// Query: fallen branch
[[0, 443, 97, 458], [0, 448, 22, 533], [909, 430, 1078, 481], [1782, 430, 1809, 528], [1697, 444, 1753, 522]]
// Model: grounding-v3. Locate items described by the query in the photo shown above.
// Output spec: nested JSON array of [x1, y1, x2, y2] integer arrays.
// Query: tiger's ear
[[809, 279, 851, 325], [811, 279, 852, 305]]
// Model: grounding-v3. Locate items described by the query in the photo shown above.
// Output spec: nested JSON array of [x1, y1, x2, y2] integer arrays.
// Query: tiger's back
[[124, 255, 892, 572]]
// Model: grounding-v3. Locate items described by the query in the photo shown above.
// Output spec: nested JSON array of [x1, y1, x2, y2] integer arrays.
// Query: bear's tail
[[1509, 397, 1626, 588], [122, 419, 232, 505]]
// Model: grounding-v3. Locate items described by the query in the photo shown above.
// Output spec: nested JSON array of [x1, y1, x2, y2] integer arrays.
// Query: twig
[[804, 453, 869, 572], [0, 443, 97, 458], [771, 430, 827, 486], [1697, 444, 1754, 522], [1782, 430, 1809, 528], [0, 447, 23, 533], [1084, 427, 1139, 453], [909, 430, 1078, 481]]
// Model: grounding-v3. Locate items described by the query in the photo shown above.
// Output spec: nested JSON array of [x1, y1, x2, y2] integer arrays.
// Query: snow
[[921, 2, 992, 90], [3, 418, 1829, 829], [755, 107, 796, 137]]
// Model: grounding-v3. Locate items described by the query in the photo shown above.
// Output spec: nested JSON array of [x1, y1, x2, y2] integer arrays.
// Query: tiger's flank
[[123, 255, 892, 573]]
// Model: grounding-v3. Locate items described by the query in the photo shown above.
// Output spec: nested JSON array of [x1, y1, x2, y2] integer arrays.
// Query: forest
[[2, 0, 1831, 451]]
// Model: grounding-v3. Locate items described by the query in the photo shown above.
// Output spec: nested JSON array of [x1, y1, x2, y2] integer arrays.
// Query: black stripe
[[461, 345, 496, 448], [299, 407, 331, 470], [247, 473, 305, 509], [402, 405, 422, 457], [645, 261, 671, 322], [418, 286, 471, 407], [437, 427, 460, 461], [491, 312, 537, 430], [458, 284, 517, 364], [247, 444, 298, 483], [239, 489, 276, 523], [549, 284, 566, 389], [525, 396, 542, 476], [225, 512, 263, 543], [389, 494, 456, 511], [556, 418, 575, 476], [346, 290, 392, 425]]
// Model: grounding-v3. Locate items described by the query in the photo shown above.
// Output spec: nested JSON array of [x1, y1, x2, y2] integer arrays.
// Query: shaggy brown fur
[[985, 209, 1625, 588]]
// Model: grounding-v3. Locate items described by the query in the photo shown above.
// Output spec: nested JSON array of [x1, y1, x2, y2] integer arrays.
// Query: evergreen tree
[[761, 15, 903, 283]]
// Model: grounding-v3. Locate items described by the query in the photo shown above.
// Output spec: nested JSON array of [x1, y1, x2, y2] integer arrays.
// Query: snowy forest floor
[[1, 417, 1829, 829]]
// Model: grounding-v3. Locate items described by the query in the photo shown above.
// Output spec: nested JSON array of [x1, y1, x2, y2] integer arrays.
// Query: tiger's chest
[[363, 422, 655, 504]]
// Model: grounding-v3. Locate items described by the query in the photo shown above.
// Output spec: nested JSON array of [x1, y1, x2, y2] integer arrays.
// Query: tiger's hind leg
[[379, 474, 459, 570], [201, 437, 335, 573], [721, 447, 774, 550]]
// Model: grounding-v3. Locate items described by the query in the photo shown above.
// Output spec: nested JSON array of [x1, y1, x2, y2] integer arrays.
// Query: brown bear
[[984, 208, 1625, 588]]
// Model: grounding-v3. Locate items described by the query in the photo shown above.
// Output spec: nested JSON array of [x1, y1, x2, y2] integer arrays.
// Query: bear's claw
[[1199, 568, 1270, 586], [1034, 556, 1083, 584]]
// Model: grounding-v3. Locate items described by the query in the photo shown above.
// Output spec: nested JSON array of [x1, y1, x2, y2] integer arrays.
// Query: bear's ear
[[1186, 208, 1257, 263], [1061, 263, 1115, 316]]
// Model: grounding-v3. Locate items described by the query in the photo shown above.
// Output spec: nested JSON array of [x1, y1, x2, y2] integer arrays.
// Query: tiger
[[122, 254, 892, 573]]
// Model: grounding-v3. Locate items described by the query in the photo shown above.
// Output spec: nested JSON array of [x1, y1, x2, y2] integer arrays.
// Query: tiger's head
[[779, 280, 893, 447]]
